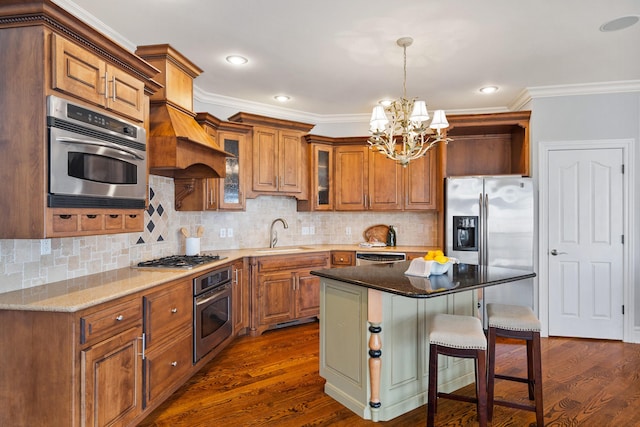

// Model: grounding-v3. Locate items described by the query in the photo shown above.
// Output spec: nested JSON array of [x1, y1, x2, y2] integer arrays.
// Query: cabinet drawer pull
[[171, 308, 178, 313], [109, 214, 119, 219], [129, 214, 138, 218], [115, 315, 124, 321], [171, 361, 178, 367], [59, 214, 72, 220], [87, 214, 98, 219]]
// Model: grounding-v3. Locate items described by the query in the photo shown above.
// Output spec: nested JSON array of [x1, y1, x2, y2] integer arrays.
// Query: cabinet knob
[[115, 315, 124, 321], [171, 361, 178, 367], [171, 308, 178, 313]]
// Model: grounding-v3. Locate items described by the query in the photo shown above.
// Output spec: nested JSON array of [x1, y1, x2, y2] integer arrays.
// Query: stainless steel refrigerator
[[445, 176, 535, 325]]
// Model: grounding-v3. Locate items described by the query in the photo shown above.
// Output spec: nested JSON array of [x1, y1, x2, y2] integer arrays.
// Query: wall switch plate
[[346, 227, 352, 236], [302, 226, 309, 235], [219, 228, 227, 238], [309, 226, 315, 235], [40, 239, 51, 255], [227, 228, 233, 237]]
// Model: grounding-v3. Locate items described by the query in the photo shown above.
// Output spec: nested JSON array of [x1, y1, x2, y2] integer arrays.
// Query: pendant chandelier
[[368, 37, 450, 167]]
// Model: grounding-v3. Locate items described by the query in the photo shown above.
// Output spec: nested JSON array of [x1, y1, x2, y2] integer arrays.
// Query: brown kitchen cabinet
[[331, 250, 355, 267], [231, 258, 249, 335], [0, 295, 145, 426], [297, 135, 334, 211], [142, 279, 193, 408], [81, 324, 144, 426], [334, 143, 405, 211], [228, 112, 315, 199], [0, 4, 157, 239], [51, 33, 146, 123], [48, 208, 145, 237], [249, 252, 330, 336], [174, 113, 255, 212], [444, 111, 531, 177], [404, 148, 438, 210]]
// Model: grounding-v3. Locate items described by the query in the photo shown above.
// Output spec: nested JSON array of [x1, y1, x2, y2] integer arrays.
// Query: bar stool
[[428, 313, 487, 427], [487, 303, 544, 426]]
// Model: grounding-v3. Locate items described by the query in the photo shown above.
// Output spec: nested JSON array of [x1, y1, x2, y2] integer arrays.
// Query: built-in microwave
[[47, 95, 147, 209]]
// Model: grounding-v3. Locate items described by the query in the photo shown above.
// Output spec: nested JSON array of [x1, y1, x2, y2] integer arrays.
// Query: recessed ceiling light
[[378, 99, 393, 107], [274, 95, 290, 102], [226, 55, 248, 65], [600, 16, 639, 32], [479, 86, 499, 94]]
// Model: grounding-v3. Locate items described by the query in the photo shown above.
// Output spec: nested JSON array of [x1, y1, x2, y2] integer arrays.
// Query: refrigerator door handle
[[483, 193, 489, 265]]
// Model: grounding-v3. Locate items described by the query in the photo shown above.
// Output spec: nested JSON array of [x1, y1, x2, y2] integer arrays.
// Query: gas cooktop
[[136, 254, 226, 269]]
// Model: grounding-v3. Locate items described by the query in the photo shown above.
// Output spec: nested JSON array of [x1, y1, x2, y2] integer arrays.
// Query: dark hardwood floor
[[138, 321, 640, 426]]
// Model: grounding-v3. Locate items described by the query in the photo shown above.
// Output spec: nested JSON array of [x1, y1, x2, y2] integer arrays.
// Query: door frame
[[538, 139, 636, 342]]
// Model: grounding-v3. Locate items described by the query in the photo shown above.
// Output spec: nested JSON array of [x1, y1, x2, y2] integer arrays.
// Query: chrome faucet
[[269, 218, 289, 248]]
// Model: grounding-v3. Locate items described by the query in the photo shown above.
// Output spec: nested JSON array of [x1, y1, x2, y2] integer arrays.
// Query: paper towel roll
[[185, 237, 200, 256]]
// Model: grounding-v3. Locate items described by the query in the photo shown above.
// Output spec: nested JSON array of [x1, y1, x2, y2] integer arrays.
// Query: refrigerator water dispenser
[[453, 216, 478, 251]]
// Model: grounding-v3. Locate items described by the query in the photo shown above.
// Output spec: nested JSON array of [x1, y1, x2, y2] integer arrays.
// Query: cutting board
[[363, 224, 389, 243]]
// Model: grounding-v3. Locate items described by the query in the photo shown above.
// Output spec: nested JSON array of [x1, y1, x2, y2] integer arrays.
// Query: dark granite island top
[[311, 261, 536, 298]]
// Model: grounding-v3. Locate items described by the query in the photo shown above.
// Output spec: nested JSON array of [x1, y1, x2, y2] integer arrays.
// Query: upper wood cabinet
[[335, 144, 369, 211], [0, 2, 158, 239], [228, 112, 314, 199], [301, 136, 438, 212], [444, 111, 531, 177], [51, 33, 146, 123], [175, 114, 253, 212], [404, 148, 438, 210], [297, 135, 334, 211], [334, 145, 403, 211]]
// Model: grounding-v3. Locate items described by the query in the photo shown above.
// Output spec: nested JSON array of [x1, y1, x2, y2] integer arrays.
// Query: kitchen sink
[[254, 246, 313, 254]]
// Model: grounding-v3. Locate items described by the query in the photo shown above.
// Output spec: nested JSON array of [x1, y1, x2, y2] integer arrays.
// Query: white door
[[547, 148, 624, 339]]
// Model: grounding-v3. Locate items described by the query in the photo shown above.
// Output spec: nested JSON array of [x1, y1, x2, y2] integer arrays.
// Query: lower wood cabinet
[[142, 279, 193, 408], [0, 276, 201, 426], [81, 325, 143, 427], [143, 330, 192, 406], [331, 250, 355, 267], [249, 252, 329, 336], [232, 259, 249, 335]]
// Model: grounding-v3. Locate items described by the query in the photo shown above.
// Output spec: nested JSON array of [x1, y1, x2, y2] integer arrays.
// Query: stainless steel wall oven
[[47, 95, 147, 209], [193, 265, 233, 363]]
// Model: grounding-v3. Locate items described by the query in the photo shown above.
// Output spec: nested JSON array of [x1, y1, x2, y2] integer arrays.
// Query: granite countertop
[[0, 244, 435, 312], [311, 261, 536, 298]]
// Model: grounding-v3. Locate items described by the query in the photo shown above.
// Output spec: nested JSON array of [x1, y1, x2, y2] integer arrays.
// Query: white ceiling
[[56, 0, 640, 121]]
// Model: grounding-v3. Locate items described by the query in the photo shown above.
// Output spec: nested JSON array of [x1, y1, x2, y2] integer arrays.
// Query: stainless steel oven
[[47, 95, 147, 209], [193, 265, 233, 363]]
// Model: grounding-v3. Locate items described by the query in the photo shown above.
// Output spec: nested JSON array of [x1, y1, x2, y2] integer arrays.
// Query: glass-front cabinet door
[[218, 130, 248, 210], [313, 144, 333, 210]]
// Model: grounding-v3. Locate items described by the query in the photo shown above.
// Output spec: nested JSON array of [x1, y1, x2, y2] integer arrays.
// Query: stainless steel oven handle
[[195, 284, 230, 306], [56, 136, 144, 160]]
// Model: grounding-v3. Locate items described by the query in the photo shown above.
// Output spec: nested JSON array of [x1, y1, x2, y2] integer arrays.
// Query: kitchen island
[[311, 262, 535, 422]]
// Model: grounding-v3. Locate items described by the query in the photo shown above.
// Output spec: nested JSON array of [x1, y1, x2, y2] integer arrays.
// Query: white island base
[[319, 278, 479, 422]]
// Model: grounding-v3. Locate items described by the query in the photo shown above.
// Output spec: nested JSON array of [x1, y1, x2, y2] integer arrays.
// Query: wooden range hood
[[136, 44, 231, 178]]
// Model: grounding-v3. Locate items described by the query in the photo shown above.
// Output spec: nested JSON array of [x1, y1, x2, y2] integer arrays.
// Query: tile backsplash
[[0, 175, 437, 293]]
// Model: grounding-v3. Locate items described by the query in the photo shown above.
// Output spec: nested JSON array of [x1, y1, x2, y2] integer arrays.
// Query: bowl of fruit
[[405, 250, 457, 277], [423, 250, 455, 275]]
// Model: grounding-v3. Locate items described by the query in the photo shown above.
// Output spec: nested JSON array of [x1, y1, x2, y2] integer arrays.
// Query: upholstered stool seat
[[428, 313, 487, 427], [487, 303, 544, 426]]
